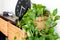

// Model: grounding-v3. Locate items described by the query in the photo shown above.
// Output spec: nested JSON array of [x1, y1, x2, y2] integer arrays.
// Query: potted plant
[[16, 4, 60, 40]]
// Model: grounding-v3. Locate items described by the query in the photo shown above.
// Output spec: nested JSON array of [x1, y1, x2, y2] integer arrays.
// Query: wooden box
[[0, 18, 27, 40]]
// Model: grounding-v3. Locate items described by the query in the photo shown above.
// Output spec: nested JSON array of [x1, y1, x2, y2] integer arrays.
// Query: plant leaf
[[37, 8, 43, 16], [54, 16, 60, 21], [27, 30, 33, 37], [40, 36, 45, 40], [52, 9, 57, 16], [14, 36, 17, 40], [51, 22, 57, 27], [49, 27, 54, 33], [45, 18, 52, 26]]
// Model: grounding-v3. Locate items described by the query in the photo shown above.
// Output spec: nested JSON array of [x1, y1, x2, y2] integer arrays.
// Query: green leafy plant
[[17, 4, 60, 40]]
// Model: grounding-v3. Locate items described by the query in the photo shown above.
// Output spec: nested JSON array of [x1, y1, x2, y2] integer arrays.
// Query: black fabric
[[15, 0, 31, 20], [0, 31, 7, 40]]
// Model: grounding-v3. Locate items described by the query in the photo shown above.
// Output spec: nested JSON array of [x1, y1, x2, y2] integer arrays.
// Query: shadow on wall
[[0, 31, 7, 40]]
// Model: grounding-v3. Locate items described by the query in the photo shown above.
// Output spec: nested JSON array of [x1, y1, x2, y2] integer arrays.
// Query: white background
[[0, 0, 60, 36]]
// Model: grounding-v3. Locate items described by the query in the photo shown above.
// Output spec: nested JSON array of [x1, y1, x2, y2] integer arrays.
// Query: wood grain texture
[[0, 18, 7, 36], [7, 22, 27, 40], [0, 18, 27, 40]]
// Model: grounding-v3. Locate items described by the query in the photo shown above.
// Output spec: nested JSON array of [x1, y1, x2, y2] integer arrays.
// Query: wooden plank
[[0, 18, 27, 40], [0, 18, 7, 36], [7, 22, 27, 40]]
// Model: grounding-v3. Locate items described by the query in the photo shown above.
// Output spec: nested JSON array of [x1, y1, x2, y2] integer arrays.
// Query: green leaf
[[40, 36, 45, 40], [29, 12, 35, 20], [45, 18, 52, 26], [29, 24, 35, 32], [36, 4, 46, 9], [22, 25, 29, 32], [23, 17, 30, 24], [51, 22, 57, 27], [34, 37, 39, 40], [27, 30, 33, 37], [49, 27, 54, 33], [28, 37, 34, 40], [44, 28, 49, 33], [54, 16, 60, 21], [50, 35, 55, 40], [32, 4, 36, 9], [53, 33, 59, 39], [52, 9, 57, 16], [35, 29, 39, 36], [14, 36, 17, 40], [19, 20, 25, 25], [37, 8, 43, 16], [32, 4, 45, 16], [43, 9, 50, 16]]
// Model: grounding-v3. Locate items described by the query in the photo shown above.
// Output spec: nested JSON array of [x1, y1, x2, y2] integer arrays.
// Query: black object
[[3, 12, 9, 16], [15, 0, 31, 20], [0, 14, 18, 25], [3, 11, 14, 17], [0, 0, 31, 25], [0, 31, 7, 40]]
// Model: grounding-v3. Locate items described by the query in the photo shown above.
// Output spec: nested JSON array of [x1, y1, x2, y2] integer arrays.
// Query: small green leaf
[[32, 4, 36, 9], [29, 12, 35, 20], [28, 37, 34, 40], [54, 16, 60, 21], [35, 29, 39, 36], [27, 30, 33, 37], [37, 8, 43, 16], [29, 24, 35, 31], [45, 18, 52, 26], [54, 33, 59, 39], [19, 20, 25, 25], [49, 28, 54, 33], [52, 9, 57, 16], [34, 37, 39, 40], [40, 36, 45, 40], [44, 28, 49, 33], [22, 25, 29, 32], [14, 36, 17, 40], [51, 22, 57, 27]]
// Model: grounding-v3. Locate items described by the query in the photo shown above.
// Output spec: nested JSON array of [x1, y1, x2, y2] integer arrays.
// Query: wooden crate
[[0, 18, 27, 40]]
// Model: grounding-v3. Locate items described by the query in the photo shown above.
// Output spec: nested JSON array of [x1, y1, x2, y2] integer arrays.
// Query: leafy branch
[[17, 4, 60, 40]]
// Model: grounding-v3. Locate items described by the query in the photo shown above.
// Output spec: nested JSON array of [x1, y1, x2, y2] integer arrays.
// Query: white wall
[[2, 0, 18, 14], [0, 0, 3, 13], [0, 1, 1, 12], [1, 0, 60, 15], [0, 0, 60, 36]]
